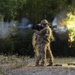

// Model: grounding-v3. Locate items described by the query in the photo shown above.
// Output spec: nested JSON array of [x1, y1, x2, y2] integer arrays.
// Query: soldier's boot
[[35, 62, 39, 66], [40, 61, 46, 66], [48, 58, 53, 66], [47, 50, 54, 66], [41, 58, 47, 66], [35, 56, 41, 66], [48, 62, 53, 66]]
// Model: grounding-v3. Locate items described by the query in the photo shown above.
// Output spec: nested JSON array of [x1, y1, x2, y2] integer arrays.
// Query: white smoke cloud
[[52, 10, 68, 40], [0, 18, 32, 38], [0, 20, 17, 38]]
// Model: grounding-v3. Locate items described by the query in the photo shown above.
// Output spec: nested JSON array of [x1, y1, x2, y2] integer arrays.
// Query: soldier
[[35, 19, 54, 66], [32, 24, 44, 66]]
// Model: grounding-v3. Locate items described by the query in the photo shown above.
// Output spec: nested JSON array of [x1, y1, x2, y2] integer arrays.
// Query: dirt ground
[[0, 56, 75, 75], [0, 64, 75, 75], [0, 62, 75, 75]]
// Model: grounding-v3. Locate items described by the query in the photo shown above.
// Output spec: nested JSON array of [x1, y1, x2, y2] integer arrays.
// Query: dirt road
[[0, 56, 75, 75], [5, 66, 75, 75], [0, 63, 75, 75]]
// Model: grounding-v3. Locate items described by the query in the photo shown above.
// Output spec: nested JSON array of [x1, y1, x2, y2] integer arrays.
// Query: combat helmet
[[41, 19, 48, 25]]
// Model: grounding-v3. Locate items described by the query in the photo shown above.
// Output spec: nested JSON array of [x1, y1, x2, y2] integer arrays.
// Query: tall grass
[[0, 55, 74, 68], [54, 57, 75, 64]]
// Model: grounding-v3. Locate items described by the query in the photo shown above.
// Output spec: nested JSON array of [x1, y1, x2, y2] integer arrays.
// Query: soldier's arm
[[35, 27, 46, 35], [40, 27, 46, 34], [34, 30, 39, 34]]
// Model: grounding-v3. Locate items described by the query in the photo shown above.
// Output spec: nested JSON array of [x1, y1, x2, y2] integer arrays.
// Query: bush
[[0, 36, 14, 55], [0, 29, 34, 57], [12, 29, 34, 56]]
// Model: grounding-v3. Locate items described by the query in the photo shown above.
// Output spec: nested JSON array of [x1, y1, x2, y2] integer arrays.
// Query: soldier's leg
[[41, 43, 47, 66], [47, 43, 54, 66], [35, 44, 41, 66], [34, 45, 39, 62], [34, 44, 38, 56], [35, 53, 41, 66]]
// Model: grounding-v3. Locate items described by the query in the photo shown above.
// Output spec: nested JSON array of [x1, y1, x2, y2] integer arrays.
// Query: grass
[[0, 55, 74, 75], [54, 57, 75, 64], [0, 55, 30, 69], [0, 55, 74, 68], [0, 67, 5, 75]]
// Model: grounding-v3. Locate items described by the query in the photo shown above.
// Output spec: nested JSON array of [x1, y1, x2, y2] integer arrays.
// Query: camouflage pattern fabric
[[35, 25, 54, 66]]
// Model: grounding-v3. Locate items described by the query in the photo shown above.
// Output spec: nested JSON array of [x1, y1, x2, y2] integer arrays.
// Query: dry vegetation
[[0, 55, 75, 75]]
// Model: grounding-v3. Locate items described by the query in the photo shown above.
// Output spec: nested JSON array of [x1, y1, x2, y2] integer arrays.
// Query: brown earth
[[0, 56, 75, 75], [0, 63, 75, 75]]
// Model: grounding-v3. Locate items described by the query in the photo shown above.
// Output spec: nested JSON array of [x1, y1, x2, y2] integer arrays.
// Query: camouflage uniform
[[35, 19, 54, 66], [32, 33, 39, 60]]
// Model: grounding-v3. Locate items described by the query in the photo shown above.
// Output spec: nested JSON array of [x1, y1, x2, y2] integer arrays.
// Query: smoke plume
[[52, 10, 68, 40]]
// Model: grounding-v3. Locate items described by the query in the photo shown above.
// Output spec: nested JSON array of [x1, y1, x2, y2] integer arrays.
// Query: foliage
[[0, 29, 34, 56], [13, 29, 34, 56], [0, 0, 75, 56], [0, 0, 72, 23], [0, 36, 14, 55]]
